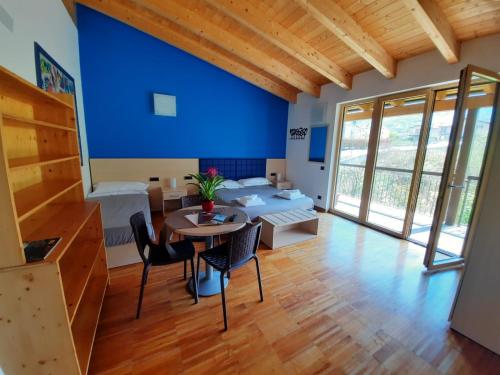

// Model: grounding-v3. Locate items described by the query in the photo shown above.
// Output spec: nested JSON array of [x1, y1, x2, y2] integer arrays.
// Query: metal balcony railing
[[335, 163, 478, 225]]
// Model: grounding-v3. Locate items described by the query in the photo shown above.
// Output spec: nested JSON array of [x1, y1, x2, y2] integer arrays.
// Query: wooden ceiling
[[72, 0, 500, 102]]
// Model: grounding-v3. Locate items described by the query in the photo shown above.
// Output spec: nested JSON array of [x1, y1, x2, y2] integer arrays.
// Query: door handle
[[448, 184, 464, 189]]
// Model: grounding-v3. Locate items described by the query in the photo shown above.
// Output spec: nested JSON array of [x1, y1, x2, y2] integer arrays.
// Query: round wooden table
[[164, 205, 248, 296]]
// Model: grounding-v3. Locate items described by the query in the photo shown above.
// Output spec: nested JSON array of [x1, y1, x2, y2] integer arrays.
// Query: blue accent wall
[[309, 126, 328, 162], [77, 5, 288, 159]]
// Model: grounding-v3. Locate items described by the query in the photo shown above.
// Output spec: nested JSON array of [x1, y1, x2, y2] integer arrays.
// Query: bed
[[216, 185, 314, 220], [200, 158, 314, 220], [87, 182, 154, 268]]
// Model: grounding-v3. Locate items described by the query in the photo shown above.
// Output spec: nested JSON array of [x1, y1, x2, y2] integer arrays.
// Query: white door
[[449, 66, 500, 355], [423, 65, 500, 270]]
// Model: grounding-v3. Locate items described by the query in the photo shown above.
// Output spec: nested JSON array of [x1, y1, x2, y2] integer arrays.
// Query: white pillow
[[220, 179, 242, 189], [93, 181, 149, 194], [238, 177, 272, 187], [88, 189, 148, 198]]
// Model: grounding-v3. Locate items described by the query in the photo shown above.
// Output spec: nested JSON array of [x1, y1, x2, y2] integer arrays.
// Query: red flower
[[206, 167, 218, 178]]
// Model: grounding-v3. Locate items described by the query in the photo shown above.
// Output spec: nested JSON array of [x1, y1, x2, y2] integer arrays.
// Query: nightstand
[[162, 187, 188, 216], [274, 180, 293, 190]]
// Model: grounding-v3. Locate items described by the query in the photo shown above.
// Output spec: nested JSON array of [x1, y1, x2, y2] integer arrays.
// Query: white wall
[[0, 0, 91, 194], [286, 34, 500, 209]]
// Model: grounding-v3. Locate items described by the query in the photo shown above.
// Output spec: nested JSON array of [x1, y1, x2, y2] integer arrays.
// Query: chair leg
[[254, 257, 264, 302], [190, 257, 198, 304], [183, 260, 187, 280], [220, 271, 228, 331], [136, 265, 150, 319], [196, 254, 201, 292]]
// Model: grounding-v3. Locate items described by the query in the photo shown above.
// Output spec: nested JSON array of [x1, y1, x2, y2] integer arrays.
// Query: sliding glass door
[[332, 91, 432, 237], [331, 65, 499, 271], [424, 66, 500, 269], [366, 92, 430, 235], [333, 102, 374, 218]]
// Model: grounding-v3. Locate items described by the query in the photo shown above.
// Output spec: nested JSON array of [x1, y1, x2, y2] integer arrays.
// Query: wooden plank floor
[[89, 213, 500, 374]]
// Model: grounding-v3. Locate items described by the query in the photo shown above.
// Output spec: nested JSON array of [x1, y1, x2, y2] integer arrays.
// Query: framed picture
[[34, 42, 84, 165], [308, 125, 328, 163]]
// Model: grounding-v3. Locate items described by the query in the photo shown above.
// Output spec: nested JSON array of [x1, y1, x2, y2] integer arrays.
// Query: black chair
[[181, 194, 203, 209], [197, 222, 263, 331], [130, 212, 198, 319]]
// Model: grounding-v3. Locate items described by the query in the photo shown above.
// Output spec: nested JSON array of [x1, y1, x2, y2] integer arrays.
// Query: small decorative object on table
[[188, 167, 224, 213], [185, 212, 228, 226]]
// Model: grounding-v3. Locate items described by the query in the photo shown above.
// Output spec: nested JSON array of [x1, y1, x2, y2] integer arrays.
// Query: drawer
[[164, 193, 183, 200]]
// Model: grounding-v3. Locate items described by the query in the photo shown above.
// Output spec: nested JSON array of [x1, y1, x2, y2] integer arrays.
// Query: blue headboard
[[199, 158, 266, 180]]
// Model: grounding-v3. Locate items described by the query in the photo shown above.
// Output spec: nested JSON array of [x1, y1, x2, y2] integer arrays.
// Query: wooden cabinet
[[0, 66, 108, 374], [162, 187, 188, 201], [162, 187, 188, 215]]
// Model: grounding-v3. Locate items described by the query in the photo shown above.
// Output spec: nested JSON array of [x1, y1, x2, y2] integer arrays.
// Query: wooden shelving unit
[[3, 113, 78, 131], [9, 155, 80, 169], [0, 66, 109, 374]]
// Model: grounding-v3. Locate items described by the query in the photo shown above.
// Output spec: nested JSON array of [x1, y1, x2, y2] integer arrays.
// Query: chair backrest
[[181, 195, 202, 208], [130, 211, 152, 264], [227, 222, 262, 268]]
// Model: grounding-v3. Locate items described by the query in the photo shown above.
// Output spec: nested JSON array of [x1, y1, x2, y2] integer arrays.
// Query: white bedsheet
[[216, 186, 314, 220]]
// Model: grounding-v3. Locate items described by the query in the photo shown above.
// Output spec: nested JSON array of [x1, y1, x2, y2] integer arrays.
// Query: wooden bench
[[259, 209, 319, 249]]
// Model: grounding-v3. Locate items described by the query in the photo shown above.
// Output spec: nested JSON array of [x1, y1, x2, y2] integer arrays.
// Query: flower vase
[[202, 200, 215, 213]]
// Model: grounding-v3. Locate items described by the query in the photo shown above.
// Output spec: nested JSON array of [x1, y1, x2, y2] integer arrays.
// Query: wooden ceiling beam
[[204, 0, 352, 90], [76, 0, 298, 102], [134, 0, 321, 97], [61, 0, 77, 24], [294, 0, 396, 79], [402, 0, 460, 63], [345, 94, 494, 121]]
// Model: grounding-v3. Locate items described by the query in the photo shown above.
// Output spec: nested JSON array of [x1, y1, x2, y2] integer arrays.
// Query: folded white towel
[[280, 193, 305, 200], [236, 195, 266, 207], [278, 190, 305, 200], [283, 191, 302, 199], [238, 194, 258, 203], [238, 199, 265, 207]]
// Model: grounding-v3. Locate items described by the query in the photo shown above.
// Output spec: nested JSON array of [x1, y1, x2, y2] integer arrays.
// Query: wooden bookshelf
[[14, 179, 83, 220], [0, 66, 108, 374], [3, 113, 78, 131], [71, 245, 108, 374], [9, 155, 80, 169]]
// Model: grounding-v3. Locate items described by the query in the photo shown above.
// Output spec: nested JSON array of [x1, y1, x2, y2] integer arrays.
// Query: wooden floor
[[89, 213, 500, 374]]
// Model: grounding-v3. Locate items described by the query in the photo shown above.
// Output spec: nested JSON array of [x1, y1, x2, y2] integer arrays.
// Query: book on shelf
[[23, 237, 61, 263]]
